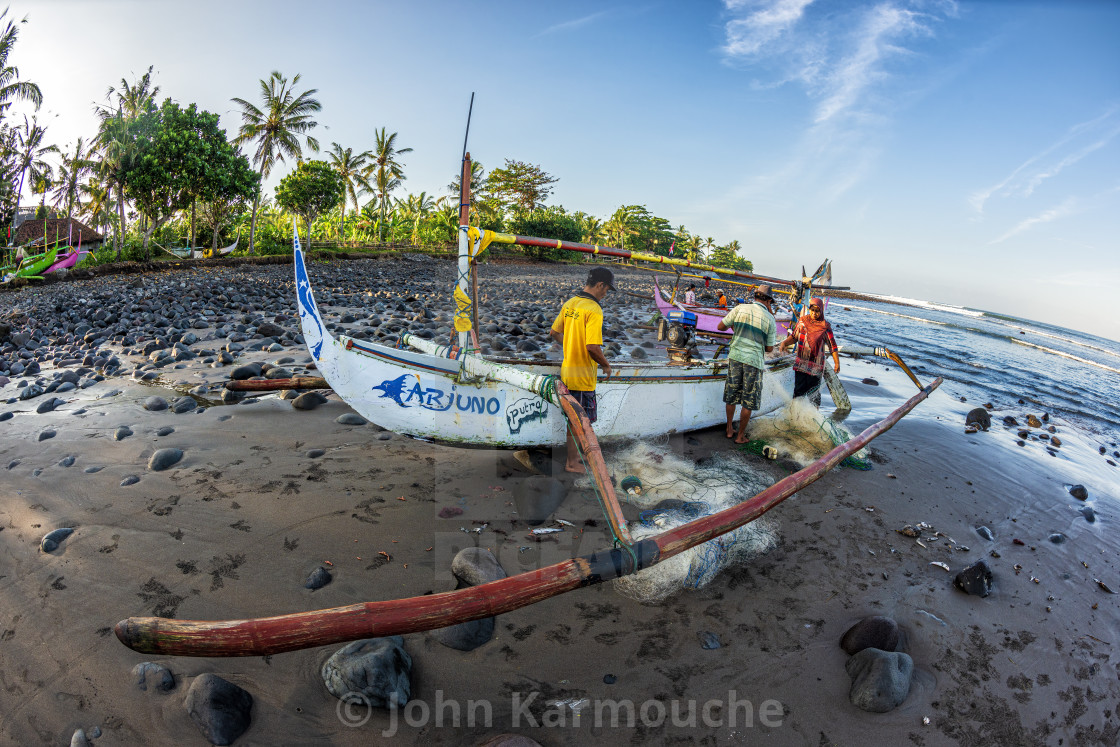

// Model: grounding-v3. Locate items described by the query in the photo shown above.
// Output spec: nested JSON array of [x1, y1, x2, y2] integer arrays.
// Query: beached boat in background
[[1, 245, 59, 283], [44, 245, 89, 274]]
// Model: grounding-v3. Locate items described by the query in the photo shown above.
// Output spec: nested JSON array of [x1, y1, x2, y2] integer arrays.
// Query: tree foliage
[[122, 99, 255, 258], [486, 159, 557, 215], [274, 159, 344, 250], [508, 206, 582, 260]]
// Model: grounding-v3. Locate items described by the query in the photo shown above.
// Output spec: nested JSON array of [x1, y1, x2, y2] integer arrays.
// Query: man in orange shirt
[[550, 267, 615, 473]]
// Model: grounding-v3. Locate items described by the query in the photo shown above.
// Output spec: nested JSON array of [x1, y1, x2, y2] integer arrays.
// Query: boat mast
[[456, 152, 473, 350]]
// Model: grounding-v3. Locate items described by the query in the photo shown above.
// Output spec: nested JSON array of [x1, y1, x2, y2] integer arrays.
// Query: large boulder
[[845, 648, 913, 713]]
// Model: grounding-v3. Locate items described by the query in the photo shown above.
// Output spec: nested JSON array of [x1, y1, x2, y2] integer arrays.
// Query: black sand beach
[[1, 255, 1117, 745]]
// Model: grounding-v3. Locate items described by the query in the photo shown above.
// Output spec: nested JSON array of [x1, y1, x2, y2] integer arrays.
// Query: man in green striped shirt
[[717, 284, 777, 443]]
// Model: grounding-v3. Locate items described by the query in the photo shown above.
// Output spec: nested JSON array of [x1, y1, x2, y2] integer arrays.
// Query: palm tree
[[397, 191, 436, 244], [12, 115, 57, 214], [604, 205, 640, 250], [104, 65, 160, 119], [326, 142, 373, 228], [367, 128, 411, 241], [52, 138, 93, 244], [231, 71, 321, 253], [93, 67, 161, 257], [0, 9, 42, 116]]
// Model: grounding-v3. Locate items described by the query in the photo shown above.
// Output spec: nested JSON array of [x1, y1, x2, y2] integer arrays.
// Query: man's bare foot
[[565, 463, 587, 474], [725, 425, 735, 439], [734, 436, 750, 444]]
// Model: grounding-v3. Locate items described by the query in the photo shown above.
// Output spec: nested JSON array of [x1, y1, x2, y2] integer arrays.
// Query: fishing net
[[574, 441, 780, 604], [746, 394, 872, 470]]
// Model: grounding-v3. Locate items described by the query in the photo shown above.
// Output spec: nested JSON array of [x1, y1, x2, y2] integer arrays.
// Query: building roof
[[13, 218, 104, 247]]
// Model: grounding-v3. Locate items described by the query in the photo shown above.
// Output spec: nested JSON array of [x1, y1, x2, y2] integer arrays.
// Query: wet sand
[[1, 258, 1117, 745]]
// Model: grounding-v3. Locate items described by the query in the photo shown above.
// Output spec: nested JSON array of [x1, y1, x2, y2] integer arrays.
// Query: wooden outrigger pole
[[482, 231, 798, 287], [114, 377, 941, 658]]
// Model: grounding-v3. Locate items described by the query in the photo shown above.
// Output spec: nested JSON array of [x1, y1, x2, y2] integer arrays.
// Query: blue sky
[[9, 0, 1120, 339]]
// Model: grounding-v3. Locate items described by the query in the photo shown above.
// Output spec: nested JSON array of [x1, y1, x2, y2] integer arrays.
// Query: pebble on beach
[[845, 648, 913, 713], [292, 391, 328, 410], [40, 527, 74, 553], [304, 567, 332, 590], [840, 616, 900, 655], [120, 475, 140, 486], [148, 448, 184, 471], [321, 637, 411, 708], [184, 673, 253, 747], [954, 560, 994, 597], [132, 662, 175, 692]]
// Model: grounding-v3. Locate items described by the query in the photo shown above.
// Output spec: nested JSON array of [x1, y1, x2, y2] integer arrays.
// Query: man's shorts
[[569, 389, 597, 423], [723, 360, 763, 410]]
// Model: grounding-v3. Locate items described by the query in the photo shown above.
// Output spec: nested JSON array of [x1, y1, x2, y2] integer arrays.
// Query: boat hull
[[653, 277, 791, 338], [294, 236, 793, 447]]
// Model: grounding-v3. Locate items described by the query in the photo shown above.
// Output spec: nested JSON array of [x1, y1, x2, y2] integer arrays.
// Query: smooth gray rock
[[120, 475, 140, 486], [964, 407, 991, 431], [172, 396, 197, 414], [433, 617, 496, 652], [845, 648, 913, 713], [321, 637, 411, 708], [148, 448, 184, 471], [142, 396, 168, 412], [840, 616, 900, 655], [306, 449, 326, 458], [305, 567, 331, 590], [184, 673, 253, 746], [132, 661, 175, 692], [292, 391, 328, 410], [335, 413, 367, 426], [975, 526, 994, 541], [114, 426, 134, 441], [1069, 484, 1088, 500], [38, 429, 56, 441], [156, 426, 175, 437], [40, 527, 74, 553], [451, 547, 507, 587], [70, 729, 91, 747], [230, 363, 262, 380]]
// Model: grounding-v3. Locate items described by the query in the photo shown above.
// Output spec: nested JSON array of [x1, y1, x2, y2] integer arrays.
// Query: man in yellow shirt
[[550, 267, 615, 473]]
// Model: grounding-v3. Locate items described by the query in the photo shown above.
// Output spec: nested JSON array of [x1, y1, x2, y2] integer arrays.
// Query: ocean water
[[826, 296, 1120, 445]]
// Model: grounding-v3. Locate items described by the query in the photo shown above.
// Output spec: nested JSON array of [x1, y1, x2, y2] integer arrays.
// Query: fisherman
[[717, 290, 728, 309], [550, 266, 615, 473], [779, 297, 839, 406], [684, 284, 697, 305], [717, 284, 777, 443]]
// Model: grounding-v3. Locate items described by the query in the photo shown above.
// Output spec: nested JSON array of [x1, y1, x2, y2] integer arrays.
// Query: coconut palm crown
[[231, 70, 321, 253]]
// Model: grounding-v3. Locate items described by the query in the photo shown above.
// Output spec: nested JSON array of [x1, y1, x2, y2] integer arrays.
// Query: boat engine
[[657, 309, 700, 363]]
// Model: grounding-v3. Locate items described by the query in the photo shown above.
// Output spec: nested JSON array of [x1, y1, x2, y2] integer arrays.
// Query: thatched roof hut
[[13, 218, 104, 248]]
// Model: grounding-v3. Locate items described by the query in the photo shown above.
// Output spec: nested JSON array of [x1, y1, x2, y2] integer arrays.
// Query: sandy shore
[[1, 257, 1117, 745]]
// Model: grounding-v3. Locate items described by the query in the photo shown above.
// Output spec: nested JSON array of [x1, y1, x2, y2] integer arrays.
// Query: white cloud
[[971, 106, 1120, 215], [722, 0, 815, 57], [720, 1, 955, 199], [989, 197, 1077, 244], [535, 11, 609, 38]]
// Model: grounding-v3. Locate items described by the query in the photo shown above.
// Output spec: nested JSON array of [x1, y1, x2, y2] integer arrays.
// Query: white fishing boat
[[293, 230, 795, 447]]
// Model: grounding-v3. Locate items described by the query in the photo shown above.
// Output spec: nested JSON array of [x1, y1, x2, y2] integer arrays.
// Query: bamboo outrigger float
[[114, 377, 939, 657]]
